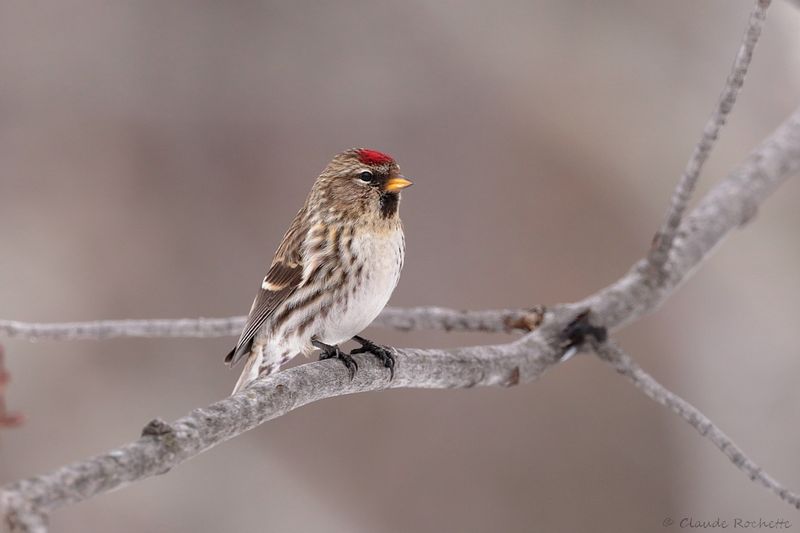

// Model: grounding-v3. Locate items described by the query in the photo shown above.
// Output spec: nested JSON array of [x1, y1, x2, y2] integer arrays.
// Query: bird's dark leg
[[350, 335, 395, 380], [313, 339, 358, 380]]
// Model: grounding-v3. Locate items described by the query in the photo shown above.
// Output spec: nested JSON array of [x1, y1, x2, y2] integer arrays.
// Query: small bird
[[225, 148, 412, 394]]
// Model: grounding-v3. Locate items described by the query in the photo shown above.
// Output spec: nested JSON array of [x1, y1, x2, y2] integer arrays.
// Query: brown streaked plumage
[[225, 148, 412, 394]]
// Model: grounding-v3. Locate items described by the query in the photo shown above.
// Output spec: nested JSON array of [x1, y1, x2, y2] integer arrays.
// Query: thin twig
[[594, 340, 800, 509], [0, 307, 545, 342], [649, 0, 770, 271], [0, 316, 246, 341], [2, 104, 800, 531]]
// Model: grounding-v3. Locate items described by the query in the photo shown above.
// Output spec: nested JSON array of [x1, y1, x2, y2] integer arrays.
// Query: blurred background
[[2, 1, 800, 531]]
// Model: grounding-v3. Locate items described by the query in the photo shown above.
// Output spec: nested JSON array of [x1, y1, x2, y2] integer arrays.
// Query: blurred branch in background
[[0, 306, 545, 341], [2, 1, 799, 531]]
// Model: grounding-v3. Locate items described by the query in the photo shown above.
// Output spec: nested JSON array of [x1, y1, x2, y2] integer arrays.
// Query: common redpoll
[[225, 148, 412, 394]]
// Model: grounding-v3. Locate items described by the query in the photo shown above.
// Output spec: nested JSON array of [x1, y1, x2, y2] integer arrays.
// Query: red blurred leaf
[[0, 344, 23, 428]]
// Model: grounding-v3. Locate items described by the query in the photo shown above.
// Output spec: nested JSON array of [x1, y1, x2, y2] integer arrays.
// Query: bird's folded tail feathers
[[231, 346, 263, 395], [225, 338, 252, 367]]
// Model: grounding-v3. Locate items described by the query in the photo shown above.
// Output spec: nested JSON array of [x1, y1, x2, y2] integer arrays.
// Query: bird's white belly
[[318, 228, 404, 345]]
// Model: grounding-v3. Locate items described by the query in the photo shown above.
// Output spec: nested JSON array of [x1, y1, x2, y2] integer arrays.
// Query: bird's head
[[313, 148, 412, 221]]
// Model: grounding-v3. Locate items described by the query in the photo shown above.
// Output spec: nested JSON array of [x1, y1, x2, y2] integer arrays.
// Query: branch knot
[[141, 418, 175, 438], [503, 306, 546, 332]]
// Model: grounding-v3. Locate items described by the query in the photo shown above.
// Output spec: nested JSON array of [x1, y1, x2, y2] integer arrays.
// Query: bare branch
[[0, 316, 246, 341], [594, 340, 800, 509], [376, 305, 545, 333], [0, 307, 545, 342], [649, 0, 770, 271], [3, 104, 800, 530], [0, 330, 565, 533], [577, 106, 800, 330]]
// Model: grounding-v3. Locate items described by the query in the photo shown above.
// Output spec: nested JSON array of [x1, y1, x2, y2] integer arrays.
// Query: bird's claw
[[351, 336, 395, 380], [317, 343, 358, 380]]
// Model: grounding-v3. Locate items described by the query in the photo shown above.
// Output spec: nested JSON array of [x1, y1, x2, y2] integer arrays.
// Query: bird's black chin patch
[[379, 192, 400, 218]]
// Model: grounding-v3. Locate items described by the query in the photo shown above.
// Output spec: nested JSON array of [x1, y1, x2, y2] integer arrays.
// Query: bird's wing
[[225, 210, 308, 367]]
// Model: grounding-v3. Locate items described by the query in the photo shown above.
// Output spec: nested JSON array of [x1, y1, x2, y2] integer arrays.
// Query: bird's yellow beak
[[384, 176, 413, 192]]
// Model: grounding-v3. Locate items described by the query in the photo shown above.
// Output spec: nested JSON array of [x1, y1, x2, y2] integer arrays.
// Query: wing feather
[[225, 209, 308, 367]]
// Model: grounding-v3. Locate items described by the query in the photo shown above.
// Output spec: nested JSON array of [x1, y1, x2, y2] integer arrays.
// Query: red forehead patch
[[356, 148, 394, 166]]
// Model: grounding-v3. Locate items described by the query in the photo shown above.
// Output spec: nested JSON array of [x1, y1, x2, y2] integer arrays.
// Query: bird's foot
[[350, 335, 395, 380], [313, 340, 358, 380]]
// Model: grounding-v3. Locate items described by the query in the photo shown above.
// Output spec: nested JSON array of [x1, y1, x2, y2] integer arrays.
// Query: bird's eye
[[358, 171, 375, 183]]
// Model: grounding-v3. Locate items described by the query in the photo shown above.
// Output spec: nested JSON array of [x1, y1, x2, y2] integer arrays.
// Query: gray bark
[[0, 307, 544, 341], [649, 0, 770, 268]]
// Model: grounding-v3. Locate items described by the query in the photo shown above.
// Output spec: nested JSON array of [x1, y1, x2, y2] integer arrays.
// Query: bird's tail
[[231, 347, 264, 395]]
